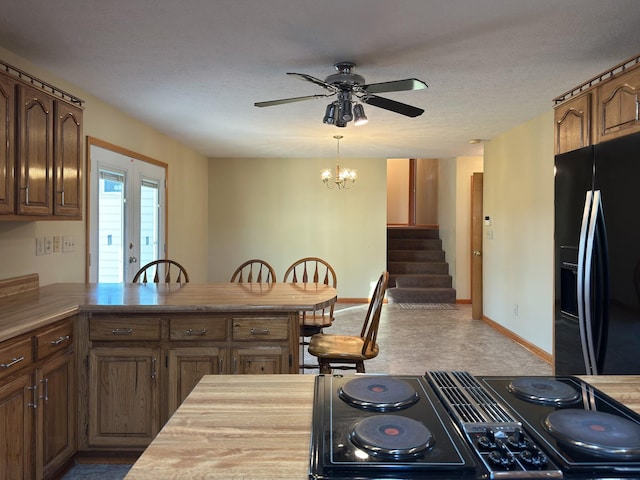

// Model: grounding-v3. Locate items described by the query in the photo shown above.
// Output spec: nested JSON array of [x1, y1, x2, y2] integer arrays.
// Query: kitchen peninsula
[[0, 276, 336, 479], [124, 374, 640, 480]]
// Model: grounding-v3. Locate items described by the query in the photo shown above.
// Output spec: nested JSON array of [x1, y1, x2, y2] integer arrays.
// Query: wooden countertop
[[0, 282, 337, 342], [124, 374, 640, 480]]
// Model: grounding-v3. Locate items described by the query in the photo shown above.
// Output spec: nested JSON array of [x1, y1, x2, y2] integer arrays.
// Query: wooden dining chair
[[308, 271, 389, 374], [230, 259, 276, 283], [132, 259, 190, 284], [283, 257, 337, 370]]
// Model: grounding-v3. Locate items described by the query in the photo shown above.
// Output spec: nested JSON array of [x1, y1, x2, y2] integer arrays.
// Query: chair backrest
[[230, 259, 276, 283], [359, 271, 389, 355], [283, 257, 337, 320], [132, 259, 189, 284]]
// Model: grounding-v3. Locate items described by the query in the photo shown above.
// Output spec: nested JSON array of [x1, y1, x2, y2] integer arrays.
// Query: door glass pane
[[139, 179, 159, 267], [98, 170, 125, 283]]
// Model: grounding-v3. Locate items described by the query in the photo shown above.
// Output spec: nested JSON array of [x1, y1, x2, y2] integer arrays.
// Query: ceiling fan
[[254, 62, 428, 127]]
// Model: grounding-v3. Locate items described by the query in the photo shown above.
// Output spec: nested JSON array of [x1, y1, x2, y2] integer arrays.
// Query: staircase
[[386, 227, 456, 304]]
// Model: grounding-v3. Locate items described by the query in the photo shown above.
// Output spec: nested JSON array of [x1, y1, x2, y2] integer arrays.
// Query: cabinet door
[[0, 73, 15, 215], [37, 351, 75, 480], [0, 373, 35, 480], [16, 84, 54, 216], [88, 347, 160, 448], [554, 93, 591, 154], [167, 347, 225, 416], [231, 346, 287, 374], [53, 101, 82, 217], [597, 67, 640, 143]]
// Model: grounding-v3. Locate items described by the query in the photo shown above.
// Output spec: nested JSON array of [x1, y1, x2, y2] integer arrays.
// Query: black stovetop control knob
[[506, 429, 532, 450], [520, 448, 548, 467], [488, 448, 516, 468]]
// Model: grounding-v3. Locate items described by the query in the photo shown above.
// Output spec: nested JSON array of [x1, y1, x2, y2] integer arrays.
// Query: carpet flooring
[[61, 303, 551, 479]]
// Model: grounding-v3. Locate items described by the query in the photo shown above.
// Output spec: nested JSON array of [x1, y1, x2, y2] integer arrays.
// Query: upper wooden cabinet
[[0, 74, 15, 215], [554, 93, 591, 155], [0, 69, 83, 220], [554, 55, 640, 152], [596, 67, 640, 143], [17, 84, 54, 216]]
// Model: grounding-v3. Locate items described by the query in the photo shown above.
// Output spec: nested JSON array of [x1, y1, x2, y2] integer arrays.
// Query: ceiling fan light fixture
[[323, 102, 337, 125], [338, 91, 353, 122], [353, 104, 368, 126]]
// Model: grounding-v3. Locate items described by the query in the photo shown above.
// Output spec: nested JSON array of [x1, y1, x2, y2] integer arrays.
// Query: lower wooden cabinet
[[231, 346, 287, 374], [88, 347, 160, 448], [0, 372, 35, 480], [0, 317, 75, 480]]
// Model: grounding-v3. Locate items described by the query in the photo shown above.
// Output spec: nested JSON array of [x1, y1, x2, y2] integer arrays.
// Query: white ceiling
[[1, 0, 639, 159]]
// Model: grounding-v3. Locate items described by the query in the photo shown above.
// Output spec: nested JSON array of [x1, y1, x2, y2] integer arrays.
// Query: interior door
[[471, 173, 483, 320], [87, 139, 166, 283]]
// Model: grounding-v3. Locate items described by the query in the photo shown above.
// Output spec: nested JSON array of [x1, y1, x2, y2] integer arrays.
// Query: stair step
[[388, 250, 445, 262], [387, 227, 440, 239], [387, 262, 450, 275], [388, 238, 442, 250], [391, 274, 452, 288], [386, 287, 456, 304]]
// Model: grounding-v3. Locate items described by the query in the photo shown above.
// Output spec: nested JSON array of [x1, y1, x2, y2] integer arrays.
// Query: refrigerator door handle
[[577, 190, 598, 375]]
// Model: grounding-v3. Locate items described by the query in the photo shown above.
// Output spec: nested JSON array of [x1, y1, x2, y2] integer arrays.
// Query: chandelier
[[321, 135, 357, 189]]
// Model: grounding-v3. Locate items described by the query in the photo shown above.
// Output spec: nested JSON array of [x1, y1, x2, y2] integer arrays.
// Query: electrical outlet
[[53, 235, 61, 253], [44, 236, 53, 254], [35, 237, 45, 256], [62, 236, 75, 253]]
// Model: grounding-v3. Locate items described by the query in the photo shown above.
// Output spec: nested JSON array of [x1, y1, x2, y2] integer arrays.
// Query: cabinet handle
[[250, 328, 270, 335], [28, 384, 38, 409], [51, 335, 71, 346], [61, 190, 65, 206], [186, 328, 207, 336], [39, 377, 49, 401], [151, 357, 157, 381], [218, 358, 223, 373], [233, 357, 238, 374], [111, 328, 134, 335], [1, 356, 24, 369]]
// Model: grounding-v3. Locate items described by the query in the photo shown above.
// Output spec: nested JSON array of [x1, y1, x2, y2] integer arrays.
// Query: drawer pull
[[1, 356, 25, 369], [111, 328, 134, 335], [186, 328, 207, 336], [250, 328, 270, 335], [51, 335, 71, 346]]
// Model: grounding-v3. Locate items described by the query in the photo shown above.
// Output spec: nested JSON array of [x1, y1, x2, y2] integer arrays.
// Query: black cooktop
[[309, 374, 478, 479]]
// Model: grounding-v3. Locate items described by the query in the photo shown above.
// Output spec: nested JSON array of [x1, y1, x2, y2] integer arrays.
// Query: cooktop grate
[[427, 371, 519, 429]]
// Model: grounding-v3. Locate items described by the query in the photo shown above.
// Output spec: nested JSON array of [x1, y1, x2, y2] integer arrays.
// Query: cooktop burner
[[338, 376, 419, 411], [350, 414, 434, 459], [543, 409, 640, 460], [507, 377, 581, 406]]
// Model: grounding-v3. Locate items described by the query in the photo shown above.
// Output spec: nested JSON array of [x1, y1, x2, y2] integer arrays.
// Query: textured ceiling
[[1, 0, 639, 159]]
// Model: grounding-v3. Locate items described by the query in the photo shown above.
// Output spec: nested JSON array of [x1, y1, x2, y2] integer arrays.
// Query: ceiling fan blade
[[362, 78, 428, 94], [362, 95, 425, 117], [287, 72, 337, 91], [254, 94, 331, 107]]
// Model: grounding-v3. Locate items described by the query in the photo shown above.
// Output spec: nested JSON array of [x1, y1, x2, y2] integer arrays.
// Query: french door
[[88, 139, 167, 283]]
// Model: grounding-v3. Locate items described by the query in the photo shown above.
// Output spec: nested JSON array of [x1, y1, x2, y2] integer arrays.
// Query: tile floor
[[61, 303, 551, 479]]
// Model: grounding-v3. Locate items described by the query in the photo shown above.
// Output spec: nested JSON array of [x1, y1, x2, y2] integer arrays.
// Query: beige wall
[[386, 158, 410, 224], [0, 47, 210, 285], [207, 157, 387, 299], [483, 110, 554, 354], [438, 156, 484, 301]]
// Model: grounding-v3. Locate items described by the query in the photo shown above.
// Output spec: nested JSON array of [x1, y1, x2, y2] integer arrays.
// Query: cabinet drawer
[[35, 320, 74, 360], [89, 315, 161, 341], [170, 316, 227, 341], [232, 317, 289, 341], [0, 336, 33, 380]]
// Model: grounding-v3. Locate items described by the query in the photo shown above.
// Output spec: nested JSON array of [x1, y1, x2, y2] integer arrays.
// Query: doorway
[[471, 172, 483, 319], [87, 138, 167, 283]]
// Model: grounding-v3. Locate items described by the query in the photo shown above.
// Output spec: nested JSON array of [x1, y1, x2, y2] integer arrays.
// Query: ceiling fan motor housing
[[325, 62, 365, 88]]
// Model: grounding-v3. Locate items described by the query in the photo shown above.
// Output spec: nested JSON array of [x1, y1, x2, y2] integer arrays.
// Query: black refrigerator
[[555, 132, 640, 375]]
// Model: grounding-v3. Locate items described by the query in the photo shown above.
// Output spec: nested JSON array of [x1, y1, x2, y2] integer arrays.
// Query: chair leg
[[355, 361, 365, 373], [319, 360, 332, 374]]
